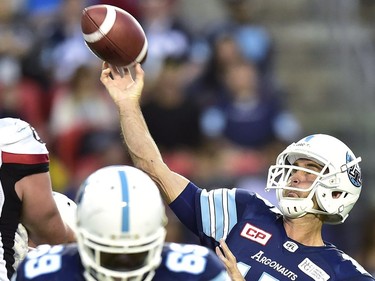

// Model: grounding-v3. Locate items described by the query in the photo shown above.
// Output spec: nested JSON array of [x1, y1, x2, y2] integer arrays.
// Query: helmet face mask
[[75, 165, 167, 281], [266, 134, 362, 224]]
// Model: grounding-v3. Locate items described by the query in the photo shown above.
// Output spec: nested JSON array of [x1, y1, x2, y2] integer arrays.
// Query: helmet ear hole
[[316, 188, 336, 212], [332, 191, 343, 199]]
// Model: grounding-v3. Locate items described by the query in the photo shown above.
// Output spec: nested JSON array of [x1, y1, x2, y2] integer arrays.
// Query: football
[[81, 4, 148, 67]]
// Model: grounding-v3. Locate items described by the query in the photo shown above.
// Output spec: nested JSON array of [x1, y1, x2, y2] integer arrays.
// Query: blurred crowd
[[0, 0, 373, 274], [0, 0, 301, 197]]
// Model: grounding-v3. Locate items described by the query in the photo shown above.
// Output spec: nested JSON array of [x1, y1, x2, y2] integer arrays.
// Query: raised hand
[[100, 62, 144, 105]]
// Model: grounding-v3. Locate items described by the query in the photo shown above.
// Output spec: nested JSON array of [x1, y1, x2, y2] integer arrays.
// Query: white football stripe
[[135, 37, 148, 63], [83, 5, 117, 43]]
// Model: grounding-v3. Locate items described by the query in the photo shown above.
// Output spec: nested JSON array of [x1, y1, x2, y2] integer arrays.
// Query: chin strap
[[279, 191, 346, 224], [277, 186, 316, 219]]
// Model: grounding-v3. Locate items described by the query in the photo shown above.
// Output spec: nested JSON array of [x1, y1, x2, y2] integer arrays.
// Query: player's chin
[[285, 191, 299, 198]]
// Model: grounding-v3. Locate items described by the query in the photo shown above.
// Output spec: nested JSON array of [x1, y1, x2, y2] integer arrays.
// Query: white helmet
[[266, 134, 362, 224], [13, 192, 77, 268], [52, 191, 77, 231], [75, 165, 167, 281]]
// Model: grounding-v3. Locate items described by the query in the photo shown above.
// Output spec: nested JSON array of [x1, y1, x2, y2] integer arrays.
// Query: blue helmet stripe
[[118, 170, 129, 232]]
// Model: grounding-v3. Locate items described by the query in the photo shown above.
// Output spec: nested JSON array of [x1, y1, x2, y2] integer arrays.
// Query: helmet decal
[[346, 152, 362, 188], [118, 170, 130, 232]]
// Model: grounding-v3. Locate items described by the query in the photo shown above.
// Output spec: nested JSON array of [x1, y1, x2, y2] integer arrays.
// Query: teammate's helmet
[[75, 165, 167, 281], [266, 134, 362, 224], [52, 191, 77, 231]]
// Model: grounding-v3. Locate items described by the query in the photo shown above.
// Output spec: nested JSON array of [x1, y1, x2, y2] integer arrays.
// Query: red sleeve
[[2, 151, 49, 165]]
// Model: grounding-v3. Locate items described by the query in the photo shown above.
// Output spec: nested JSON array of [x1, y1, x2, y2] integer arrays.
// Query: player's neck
[[283, 215, 324, 247]]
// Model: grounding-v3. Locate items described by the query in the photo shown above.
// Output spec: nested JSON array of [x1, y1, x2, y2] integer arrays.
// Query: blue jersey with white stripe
[[12, 242, 226, 281], [169, 182, 375, 281]]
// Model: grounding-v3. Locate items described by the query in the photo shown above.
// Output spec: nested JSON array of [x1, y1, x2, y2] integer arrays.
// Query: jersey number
[[166, 244, 208, 275], [24, 245, 63, 279]]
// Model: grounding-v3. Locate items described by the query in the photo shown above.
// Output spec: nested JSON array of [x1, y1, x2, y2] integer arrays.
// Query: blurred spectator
[[213, 0, 274, 78], [196, 58, 301, 187], [96, 0, 140, 19], [138, 0, 192, 86], [187, 34, 245, 109], [48, 0, 97, 82], [0, 1, 34, 69], [48, 62, 129, 198], [23, 0, 96, 84], [0, 71, 46, 134], [142, 57, 202, 150], [48, 64, 119, 171], [141, 57, 203, 177], [184, 34, 297, 187], [23, 0, 62, 34], [0, 1, 44, 125], [200, 59, 301, 149]]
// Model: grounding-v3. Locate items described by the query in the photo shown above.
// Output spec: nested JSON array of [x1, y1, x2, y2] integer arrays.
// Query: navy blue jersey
[[169, 182, 375, 281], [155, 243, 226, 280], [12, 244, 85, 281], [13, 243, 226, 281]]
